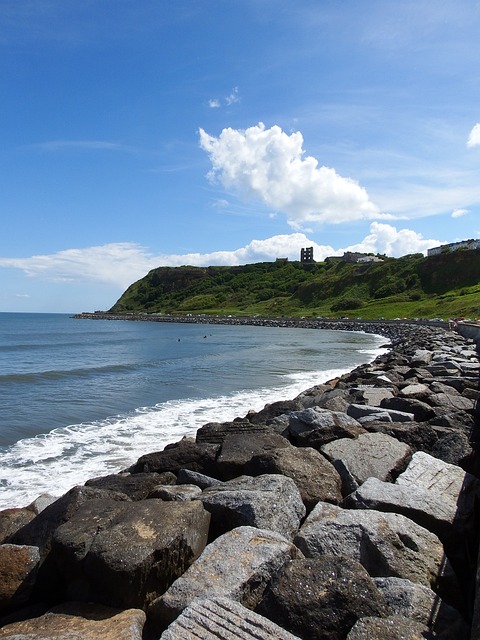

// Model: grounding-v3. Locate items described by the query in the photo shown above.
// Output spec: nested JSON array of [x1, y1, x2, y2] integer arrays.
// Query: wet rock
[[0, 545, 40, 612], [256, 555, 390, 640], [52, 498, 210, 609], [198, 474, 305, 540], [149, 526, 300, 629], [0, 602, 145, 639], [161, 597, 302, 640]]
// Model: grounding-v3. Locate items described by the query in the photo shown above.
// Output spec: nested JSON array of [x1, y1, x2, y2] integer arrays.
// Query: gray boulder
[[347, 403, 414, 422], [129, 437, 220, 476], [244, 445, 342, 509], [198, 474, 305, 540], [285, 407, 365, 448], [195, 421, 272, 445], [321, 432, 411, 489], [380, 396, 435, 422], [176, 468, 223, 489], [215, 433, 290, 480], [346, 615, 432, 639], [149, 526, 300, 628], [0, 602, 145, 639], [52, 498, 210, 609], [256, 555, 390, 640], [294, 502, 457, 598], [85, 471, 175, 500], [161, 597, 302, 640], [148, 484, 202, 501]]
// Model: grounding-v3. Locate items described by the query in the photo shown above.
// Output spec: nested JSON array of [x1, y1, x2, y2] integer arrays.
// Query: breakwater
[[0, 321, 479, 639]]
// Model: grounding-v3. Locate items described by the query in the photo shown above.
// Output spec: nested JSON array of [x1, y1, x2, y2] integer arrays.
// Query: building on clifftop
[[427, 238, 480, 256]]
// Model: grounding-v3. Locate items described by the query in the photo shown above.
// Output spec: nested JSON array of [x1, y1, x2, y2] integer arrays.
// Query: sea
[[0, 313, 388, 509]]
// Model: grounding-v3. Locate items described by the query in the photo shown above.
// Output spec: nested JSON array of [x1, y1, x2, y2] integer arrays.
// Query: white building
[[427, 238, 480, 257]]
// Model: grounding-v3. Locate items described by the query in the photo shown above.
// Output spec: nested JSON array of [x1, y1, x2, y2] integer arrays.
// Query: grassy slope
[[109, 249, 480, 320]]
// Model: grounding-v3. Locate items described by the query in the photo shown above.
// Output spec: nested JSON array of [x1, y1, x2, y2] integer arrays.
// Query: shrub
[[331, 298, 364, 311]]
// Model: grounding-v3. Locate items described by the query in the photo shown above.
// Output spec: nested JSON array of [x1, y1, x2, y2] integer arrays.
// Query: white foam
[[0, 366, 350, 509]]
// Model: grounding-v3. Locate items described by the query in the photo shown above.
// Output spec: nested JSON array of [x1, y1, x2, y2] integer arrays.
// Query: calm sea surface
[[0, 313, 387, 508]]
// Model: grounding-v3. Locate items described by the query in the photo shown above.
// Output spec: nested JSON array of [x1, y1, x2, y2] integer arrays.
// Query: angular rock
[[321, 432, 411, 488], [356, 386, 395, 406], [245, 399, 304, 424], [356, 411, 393, 425], [149, 526, 300, 628], [195, 421, 272, 445], [0, 602, 145, 639], [176, 468, 223, 489], [244, 445, 342, 509], [0, 508, 36, 545], [0, 544, 40, 612], [161, 597, 302, 640], [428, 393, 474, 413], [346, 615, 432, 639], [215, 433, 290, 480], [294, 502, 456, 598], [411, 350, 433, 366], [430, 429, 473, 467], [345, 477, 460, 544], [285, 407, 365, 448], [198, 474, 305, 540], [52, 498, 210, 609], [256, 555, 390, 640], [380, 396, 435, 422], [86, 471, 174, 500], [363, 421, 438, 453], [347, 403, 414, 422], [148, 485, 202, 501], [26, 494, 57, 515], [373, 577, 469, 638], [129, 438, 219, 477]]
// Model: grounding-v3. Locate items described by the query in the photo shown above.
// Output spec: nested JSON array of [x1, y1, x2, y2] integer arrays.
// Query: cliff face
[[109, 249, 480, 319]]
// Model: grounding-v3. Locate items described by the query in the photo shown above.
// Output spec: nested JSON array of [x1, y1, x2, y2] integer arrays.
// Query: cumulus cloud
[[0, 225, 442, 290], [467, 123, 480, 147], [452, 208, 468, 218], [344, 222, 440, 256], [199, 123, 388, 228]]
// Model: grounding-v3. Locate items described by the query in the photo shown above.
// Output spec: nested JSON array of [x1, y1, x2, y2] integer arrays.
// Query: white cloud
[[225, 86, 240, 105], [208, 98, 220, 108], [199, 123, 389, 228], [344, 222, 441, 257], [467, 123, 480, 147], [452, 208, 468, 218], [0, 225, 442, 291]]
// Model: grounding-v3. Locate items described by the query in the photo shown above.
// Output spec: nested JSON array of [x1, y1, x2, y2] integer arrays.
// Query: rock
[[26, 494, 57, 515], [215, 433, 290, 480], [0, 545, 40, 612], [149, 526, 300, 629], [411, 350, 433, 366], [346, 615, 433, 639], [347, 403, 414, 422], [294, 502, 457, 599], [85, 472, 174, 500], [364, 421, 438, 453], [345, 477, 460, 544], [148, 485, 202, 501], [256, 556, 390, 640], [430, 429, 472, 467], [10, 486, 130, 559], [52, 498, 210, 609], [285, 407, 365, 448], [373, 577, 469, 639], [380, 397, 436, 422], [356, 386, 395, 406], [428, 393, 474, 413], [176, 468, 223, 489], [129, 438, 220, 476], [430, 411, 475, 431], [321, 432, 411, 488], [0, 602, 145, 639], [356, 411, 393, 425], [195, 421, 272, 445], [0, 509, 36, 545], [160, 597, 302, 640], [198, 474, 305, 540], [246, 399, 304, 424], [244, 445, 342, 509]]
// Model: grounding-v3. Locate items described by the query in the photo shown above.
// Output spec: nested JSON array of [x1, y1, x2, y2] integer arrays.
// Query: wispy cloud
[[208, 98, 220, 108], [207, 87, 240, 109], [0, 225, 441, 289], [452, 208, 468, 218], [30, 140, 137, 153], [225, 86, 240, 105]]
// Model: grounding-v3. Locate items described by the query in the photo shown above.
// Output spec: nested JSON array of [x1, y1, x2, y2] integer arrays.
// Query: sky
[[1, 0, 479, 312]]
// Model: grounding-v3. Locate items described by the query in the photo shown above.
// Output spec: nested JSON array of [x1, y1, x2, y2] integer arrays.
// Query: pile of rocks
[[1, 324, 479, 639]]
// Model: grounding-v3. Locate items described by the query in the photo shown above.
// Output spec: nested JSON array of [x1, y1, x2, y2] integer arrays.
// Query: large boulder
[[347, 404, 414, 422], [380, 397, 436, 422], [0, 602, 145, 639], [128, 438, 219, 476], [294, 502, 457, 600], [51, 498, 210, 609], [0, 544, 40, 613], [346, 615, 432, 639], [321, 432, 411, 492], [85, 471, 174, 500], [149, 526, 300, 629], [0, 508, 36, 545], [214, 433, 290, 480], [256, 555, 390, 640], [195, 421, 272, 445], [161, 597, 302, 640], [197, 474, 305, 540], [244, 445, 342, 510], [284, 407, 366, 448]]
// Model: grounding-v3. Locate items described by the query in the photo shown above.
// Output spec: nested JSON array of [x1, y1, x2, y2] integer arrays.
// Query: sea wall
[[0, 322, 479, 639]]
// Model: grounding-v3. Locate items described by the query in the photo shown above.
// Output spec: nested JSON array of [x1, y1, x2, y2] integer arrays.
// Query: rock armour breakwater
[[0, 322, 479, 639]]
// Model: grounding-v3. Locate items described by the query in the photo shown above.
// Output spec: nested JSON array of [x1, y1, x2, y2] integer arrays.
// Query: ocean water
[[0, 313, 387, 509]]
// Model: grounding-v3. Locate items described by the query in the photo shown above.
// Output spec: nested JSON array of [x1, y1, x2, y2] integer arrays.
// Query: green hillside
[[109, 249, 480, 320]]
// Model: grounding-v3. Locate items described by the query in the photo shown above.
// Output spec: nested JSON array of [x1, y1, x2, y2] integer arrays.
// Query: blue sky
[[1, 0, 479, 312]]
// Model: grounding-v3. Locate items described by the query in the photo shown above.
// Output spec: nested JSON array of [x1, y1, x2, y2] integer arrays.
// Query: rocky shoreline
[[1, 321, 479, 639]]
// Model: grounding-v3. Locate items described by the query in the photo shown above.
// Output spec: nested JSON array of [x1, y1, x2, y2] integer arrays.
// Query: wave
[[0, 362, 149, 384], [0, 366, 350, 509]]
